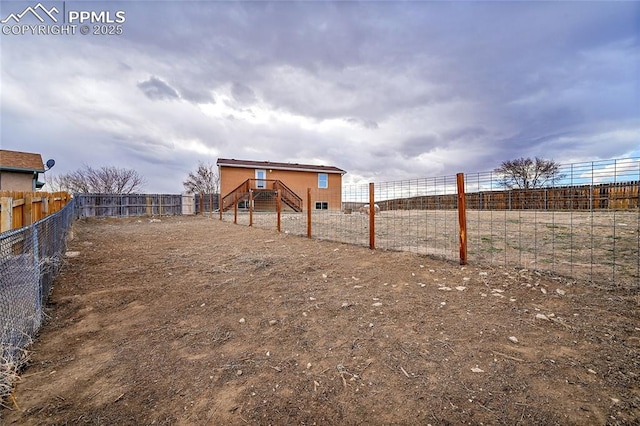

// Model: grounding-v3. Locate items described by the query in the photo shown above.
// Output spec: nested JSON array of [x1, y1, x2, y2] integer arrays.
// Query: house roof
[[0, 149, 45, 173], [217, 158, 346, 174]]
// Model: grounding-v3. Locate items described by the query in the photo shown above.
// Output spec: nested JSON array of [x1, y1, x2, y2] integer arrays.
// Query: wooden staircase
[[221, 179, 303, 212]]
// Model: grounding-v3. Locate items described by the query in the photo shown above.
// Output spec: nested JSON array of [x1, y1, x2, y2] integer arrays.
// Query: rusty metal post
[[369, 182, 375, 250], [249, 190, 254, 226], [276, 189, 282, 232], [307, 188, 312, 238], [457, 173, 468, 265]]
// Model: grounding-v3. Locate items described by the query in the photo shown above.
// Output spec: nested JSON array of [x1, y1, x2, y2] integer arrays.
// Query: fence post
[[307, 188, 312, 239], [1, 196, 13, 232], [276, 189, 282, 232], [234, 192, 238, 224], [249, 190, 253, 226], [456, 173, 468, 265], [32, 225, 42, 329], [369, 182, 375, 250], [219, 193, 223, 220]]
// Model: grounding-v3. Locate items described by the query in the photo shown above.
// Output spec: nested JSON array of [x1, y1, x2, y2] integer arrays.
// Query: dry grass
[[0, 344, 29, 409]]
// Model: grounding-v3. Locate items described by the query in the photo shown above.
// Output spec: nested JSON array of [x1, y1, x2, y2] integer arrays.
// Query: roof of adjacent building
[[216, 158, 346, 174], [0, 149, 45, 172]]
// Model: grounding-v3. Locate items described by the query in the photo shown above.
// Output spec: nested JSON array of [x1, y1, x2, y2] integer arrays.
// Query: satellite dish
[[45, 159, 55, 170]]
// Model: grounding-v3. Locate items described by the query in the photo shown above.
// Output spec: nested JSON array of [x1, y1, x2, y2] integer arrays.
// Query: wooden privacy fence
[[0, 191, 72, 233], [380, 181, 640, 211], [74, 194, 184, 218]]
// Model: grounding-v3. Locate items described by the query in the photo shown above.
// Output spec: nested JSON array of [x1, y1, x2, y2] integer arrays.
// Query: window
[[315, 201, 328, 210], [318, 173, 328, 188]]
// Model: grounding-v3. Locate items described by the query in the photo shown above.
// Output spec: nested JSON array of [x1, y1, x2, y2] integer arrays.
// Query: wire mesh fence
[[1, 198, 75, 399], [464, 158, 639, 288], [219, 157, 639, 289]]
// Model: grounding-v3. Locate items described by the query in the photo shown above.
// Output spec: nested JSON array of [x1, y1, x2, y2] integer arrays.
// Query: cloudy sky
[[1, 0, 638, 193]]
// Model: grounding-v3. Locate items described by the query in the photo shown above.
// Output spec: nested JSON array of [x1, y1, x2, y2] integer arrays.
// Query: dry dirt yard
[[2, 216, 639, 425]]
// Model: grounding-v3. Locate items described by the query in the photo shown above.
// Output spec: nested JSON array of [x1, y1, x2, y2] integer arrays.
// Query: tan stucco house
[[0, 149, 45, 191], [217, 158, 346, 212]]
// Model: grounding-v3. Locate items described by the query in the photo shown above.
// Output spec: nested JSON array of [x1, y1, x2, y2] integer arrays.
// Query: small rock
[[353, 285, 363, 289], [588, 368, 597, 375], [236, 370, 243, 376], [541, 288, 547, 294], [611, 397, 620, 404], [455, 286, 467, 291], [471, 367, 484, 373], [556, 289, 566, 295], [508, 336, 519, 344], [535, 313, 549, 321], [372, 302, 383, 307], [369, 323, 374, 328], [322, 273, 328, 279], [440, 302, 446, 306], [269, 319, 278, 326], [200, 303, 205, 307], [149, 218, 161, 223], [420, 283, 426, 288], [438, 287, 452, 291], [239, 318, 246, 324], [309, 297, 317, 301], [65, 251, 81, 258], [479, 272, 488, 276], [266, 351, 270, 357], [307, 363, 312, 369]]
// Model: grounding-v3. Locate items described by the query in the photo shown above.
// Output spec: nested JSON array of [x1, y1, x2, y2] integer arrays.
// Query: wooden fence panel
[[0, 191, 72, 233], [74, 194, 183, 218], [379, 181, 639, 212]]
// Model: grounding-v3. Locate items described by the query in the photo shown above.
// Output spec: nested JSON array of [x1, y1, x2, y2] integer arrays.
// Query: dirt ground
[[2, 215, 639, 425]]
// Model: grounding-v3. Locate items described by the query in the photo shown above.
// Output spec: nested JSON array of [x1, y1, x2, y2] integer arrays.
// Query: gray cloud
[[231, 82, 257, 105], [137, 76, 180, 101], [1, 1, 638, 192]]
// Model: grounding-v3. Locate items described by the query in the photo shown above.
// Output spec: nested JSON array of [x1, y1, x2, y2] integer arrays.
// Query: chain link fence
[[1, 198, 75, 400]]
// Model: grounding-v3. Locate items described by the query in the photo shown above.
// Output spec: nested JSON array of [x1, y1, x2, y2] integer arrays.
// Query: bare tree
[[183, 161, 219, 194], [494, 157, 564, 189], [51, 165, 145, 194]]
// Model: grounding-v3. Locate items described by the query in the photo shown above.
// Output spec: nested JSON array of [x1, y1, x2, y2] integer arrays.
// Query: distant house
[[0, 149, 45, 191], [217, 158, 346, 212]]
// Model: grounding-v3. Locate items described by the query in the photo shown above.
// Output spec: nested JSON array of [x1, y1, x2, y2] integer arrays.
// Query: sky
[[1, 0, 639, 193]]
